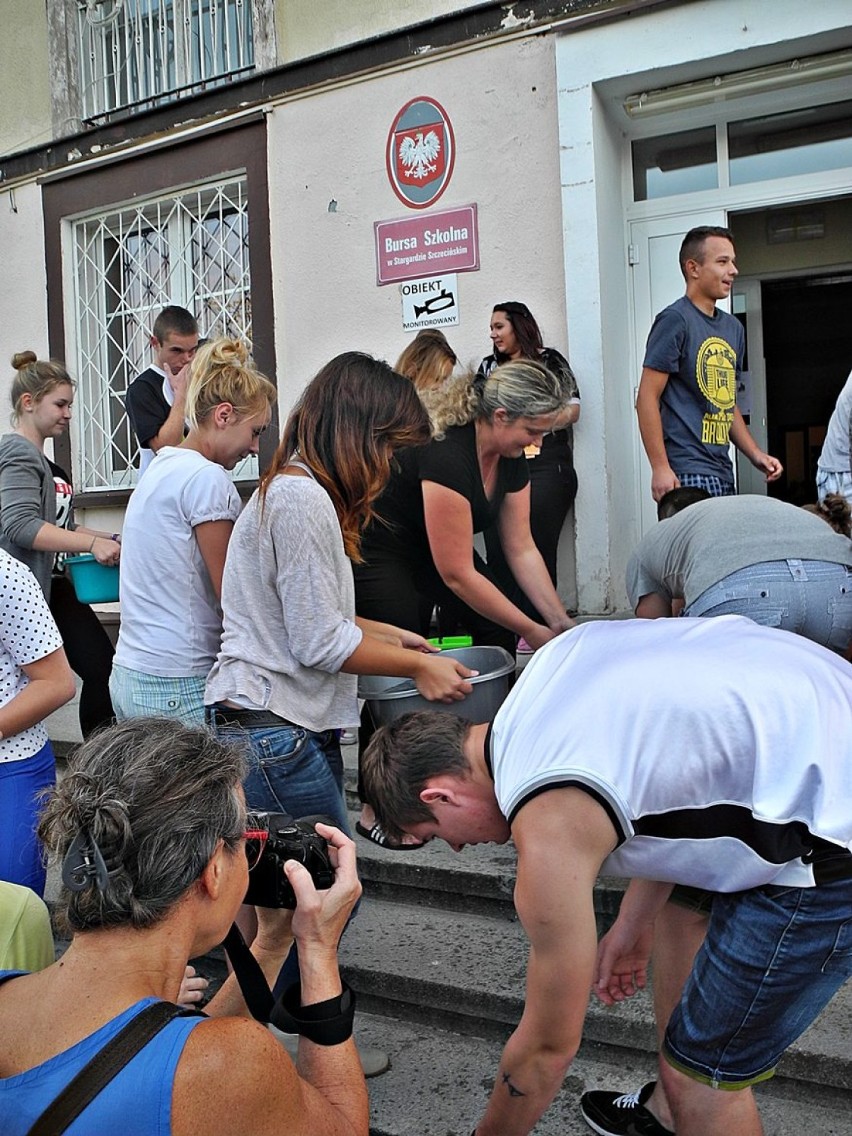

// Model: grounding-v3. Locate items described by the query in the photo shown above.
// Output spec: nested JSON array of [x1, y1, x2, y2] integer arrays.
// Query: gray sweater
[[0, 433, 58, 597], [205, 475, 363, 732]]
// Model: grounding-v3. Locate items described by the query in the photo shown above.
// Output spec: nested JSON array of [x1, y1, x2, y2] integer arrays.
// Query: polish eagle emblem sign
[[387, 97, 455, 209]]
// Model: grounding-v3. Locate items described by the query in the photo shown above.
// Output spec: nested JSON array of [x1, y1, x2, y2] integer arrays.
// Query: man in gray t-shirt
[[636, 226, 783, 502], [626, 492, 852, 654]]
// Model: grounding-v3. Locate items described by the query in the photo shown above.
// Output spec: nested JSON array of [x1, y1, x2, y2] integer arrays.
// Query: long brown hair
[[261, 352, 431, 560]]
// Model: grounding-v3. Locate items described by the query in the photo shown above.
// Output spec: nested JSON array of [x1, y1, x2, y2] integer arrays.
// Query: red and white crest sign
[[386, 98, 455, 209]]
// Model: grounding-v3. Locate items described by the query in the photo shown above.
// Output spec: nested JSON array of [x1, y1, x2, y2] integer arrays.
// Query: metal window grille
[[69, 176, 255, 491], [77, 0, 255, 120]]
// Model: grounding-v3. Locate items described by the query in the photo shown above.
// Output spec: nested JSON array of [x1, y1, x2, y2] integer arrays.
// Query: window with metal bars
[[77, 0, 255, 120], [69, 175, 254, 491]]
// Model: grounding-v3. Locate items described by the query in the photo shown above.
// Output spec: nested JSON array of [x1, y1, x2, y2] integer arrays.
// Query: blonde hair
[[10, 351, 75, 424], [429, 358, 568, 437], [185, 338, 276, 429], [394, 328, 457, 393]]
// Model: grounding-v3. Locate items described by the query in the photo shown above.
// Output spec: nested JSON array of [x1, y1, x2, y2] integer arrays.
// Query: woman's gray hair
[[430, 358, 569, 436], [38, 718, 247, 934]]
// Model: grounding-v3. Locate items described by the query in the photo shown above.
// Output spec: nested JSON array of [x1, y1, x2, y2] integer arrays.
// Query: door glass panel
[[729, 100, 852, 185], [632, 127, 717, 200]]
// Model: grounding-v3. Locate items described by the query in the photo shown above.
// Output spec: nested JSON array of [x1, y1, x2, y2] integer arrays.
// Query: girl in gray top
[[0, 352, 121, 734]]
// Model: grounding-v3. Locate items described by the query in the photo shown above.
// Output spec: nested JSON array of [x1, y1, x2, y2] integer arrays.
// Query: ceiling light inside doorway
[[624, 49, 852, 117]]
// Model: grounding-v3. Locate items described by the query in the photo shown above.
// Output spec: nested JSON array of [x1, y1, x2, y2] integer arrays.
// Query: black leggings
[[49, 574, 115, 737]]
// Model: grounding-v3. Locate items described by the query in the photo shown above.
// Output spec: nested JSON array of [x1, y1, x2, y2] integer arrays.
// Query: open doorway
[[732, 198, 852, 504], [762, 272, 852, 503]]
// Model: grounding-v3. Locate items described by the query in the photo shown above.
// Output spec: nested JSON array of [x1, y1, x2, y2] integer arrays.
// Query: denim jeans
[[663, 875, 852, 1088], [684, 559, 852, 654], [207, 712, 352, 993], [207, 718, 350, 835]]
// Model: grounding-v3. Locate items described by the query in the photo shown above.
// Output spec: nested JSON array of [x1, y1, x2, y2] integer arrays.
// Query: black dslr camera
[[243, 812, 335, 908]]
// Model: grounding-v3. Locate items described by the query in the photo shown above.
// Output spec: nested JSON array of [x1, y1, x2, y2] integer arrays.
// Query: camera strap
[[223, 923, 275, 1022], [223, 923, 356, 1045]]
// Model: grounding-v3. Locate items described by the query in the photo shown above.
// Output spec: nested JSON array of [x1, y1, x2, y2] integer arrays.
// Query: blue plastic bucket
[[64, 554, 120, 604]]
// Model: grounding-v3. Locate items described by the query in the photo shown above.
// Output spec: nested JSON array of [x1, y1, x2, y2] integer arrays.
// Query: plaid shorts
[[675, 472, 735, 497]]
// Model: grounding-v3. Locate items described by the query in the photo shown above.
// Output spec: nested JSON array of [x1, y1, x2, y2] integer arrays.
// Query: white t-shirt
[[115, 447, 241, 677], [491, 616, 852, 891], [0, 551, 63, 763]]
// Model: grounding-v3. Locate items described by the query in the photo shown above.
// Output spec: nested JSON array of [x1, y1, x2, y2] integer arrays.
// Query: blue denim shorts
[[663, 876, 852, 1088], [684, 559, 852, 655], [206, 711, 351, 837]]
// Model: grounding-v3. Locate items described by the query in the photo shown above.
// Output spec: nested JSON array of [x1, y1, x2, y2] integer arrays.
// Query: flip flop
[[355, 820, 427, 851]]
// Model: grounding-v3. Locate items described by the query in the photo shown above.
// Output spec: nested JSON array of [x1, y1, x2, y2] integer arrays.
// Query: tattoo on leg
[[502, 1073, 526, 1098]]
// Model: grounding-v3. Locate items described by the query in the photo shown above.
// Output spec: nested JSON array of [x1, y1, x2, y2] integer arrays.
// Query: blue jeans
[[684, 559, 852, 654], [663, 875, 852, 1088], [207, 718, 350, 835], [0, 740, 55, 896], [207, 711, 352, 993]]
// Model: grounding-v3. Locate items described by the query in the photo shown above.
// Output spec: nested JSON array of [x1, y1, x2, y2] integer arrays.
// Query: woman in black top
[[354, 358, 574, 655]]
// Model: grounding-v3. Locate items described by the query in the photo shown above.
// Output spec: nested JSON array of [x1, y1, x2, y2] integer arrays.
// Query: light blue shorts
[[109, 664, 207, 727], [684, 559, 852, 654]]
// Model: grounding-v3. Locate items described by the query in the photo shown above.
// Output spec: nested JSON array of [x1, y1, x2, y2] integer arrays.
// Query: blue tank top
[[0, 973, 205, 1135]]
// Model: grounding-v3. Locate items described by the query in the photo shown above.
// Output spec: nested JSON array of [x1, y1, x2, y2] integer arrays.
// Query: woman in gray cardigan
[[0, 352, 121, 735]]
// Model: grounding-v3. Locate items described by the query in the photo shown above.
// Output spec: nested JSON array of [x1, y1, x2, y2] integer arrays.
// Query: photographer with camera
[[0, 717, 367, 1136]]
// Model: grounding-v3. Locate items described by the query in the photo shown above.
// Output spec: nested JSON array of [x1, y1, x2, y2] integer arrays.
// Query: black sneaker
[[580, 1082, 674, 1135]]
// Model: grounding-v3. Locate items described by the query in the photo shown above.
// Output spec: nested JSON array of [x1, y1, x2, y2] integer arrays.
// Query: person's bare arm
[[729, 407, 783, 482], [593, 878, 674, 1006], [341, 633, 474, 703], [148, 364, 190, 453], [474, 789, 617, 1136], [497, 488, 574, 634], [30, 525, 121, 565], [195, 519, 235, 600], [551, 402, 580, 429], [0, 646, 75, 740], [422, 481, 555, 648], [635, 592, 674, 618], [636, 367, 680, 502]]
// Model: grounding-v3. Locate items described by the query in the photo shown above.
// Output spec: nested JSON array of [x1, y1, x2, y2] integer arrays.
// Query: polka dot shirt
[[0, 550, 63, 763]]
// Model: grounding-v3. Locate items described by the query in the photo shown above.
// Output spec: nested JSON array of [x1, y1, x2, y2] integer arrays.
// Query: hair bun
[[208, 338, 249, 367], [11, 350, 37, 370]]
